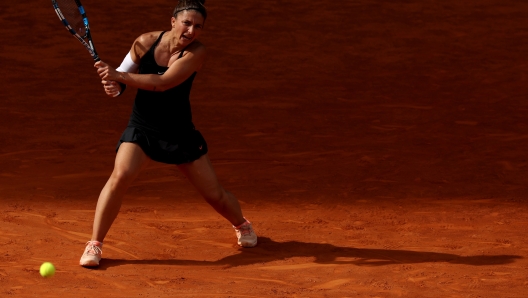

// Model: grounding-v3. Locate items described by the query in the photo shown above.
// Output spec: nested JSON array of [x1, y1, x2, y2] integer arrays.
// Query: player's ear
[[171, 17, 177, 28]]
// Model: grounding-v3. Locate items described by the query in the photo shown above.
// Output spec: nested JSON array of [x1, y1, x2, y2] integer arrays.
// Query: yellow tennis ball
[[40, 262, 55, 278]]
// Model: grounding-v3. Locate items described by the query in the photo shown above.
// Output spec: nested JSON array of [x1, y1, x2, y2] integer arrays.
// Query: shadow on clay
[[95, 237, 522, 270]]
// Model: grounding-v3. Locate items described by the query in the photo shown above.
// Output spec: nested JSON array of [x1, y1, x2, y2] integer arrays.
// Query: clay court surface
[[1, 0, 528, 297]]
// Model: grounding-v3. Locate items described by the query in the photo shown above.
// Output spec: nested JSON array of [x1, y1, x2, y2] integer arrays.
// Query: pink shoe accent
[[80, 241, 103, 267], [233, 218, 257, 248], [234, 218, 251, 229]]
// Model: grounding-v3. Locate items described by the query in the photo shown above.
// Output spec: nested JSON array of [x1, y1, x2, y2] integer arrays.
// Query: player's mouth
[[182, 35, 192, 41]]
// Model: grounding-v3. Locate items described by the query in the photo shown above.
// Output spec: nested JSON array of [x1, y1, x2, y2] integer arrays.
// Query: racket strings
[[55, 0, 86, 36]]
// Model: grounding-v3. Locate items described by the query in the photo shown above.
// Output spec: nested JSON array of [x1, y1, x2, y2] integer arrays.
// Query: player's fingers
[[98, 66, 110, 74], [103, 84, 116, 90], [101, 80, 116, 86], [105, 85, 119, 93], [94, 61, 108, 68], [104, 87, 116, 93], [105, 89, 120, 97]]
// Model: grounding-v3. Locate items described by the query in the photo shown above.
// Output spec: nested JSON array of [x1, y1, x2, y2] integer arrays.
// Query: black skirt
[[116, 126, 208, 165]]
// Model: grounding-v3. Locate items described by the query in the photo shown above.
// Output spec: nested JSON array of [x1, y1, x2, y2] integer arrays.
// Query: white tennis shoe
[[234, 219, 257, 248], [80, 241, 103, 267]]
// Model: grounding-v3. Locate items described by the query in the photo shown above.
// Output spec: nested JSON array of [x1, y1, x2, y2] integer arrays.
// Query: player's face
[[171, 10, 204, 45]]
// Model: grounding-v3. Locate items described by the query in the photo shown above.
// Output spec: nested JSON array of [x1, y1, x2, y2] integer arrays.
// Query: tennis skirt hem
[[116, 126, 208, 165]]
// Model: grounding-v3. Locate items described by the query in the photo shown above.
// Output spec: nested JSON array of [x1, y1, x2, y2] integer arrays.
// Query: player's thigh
[[177, 154, 224, 199], [112, 142, 151, 181]]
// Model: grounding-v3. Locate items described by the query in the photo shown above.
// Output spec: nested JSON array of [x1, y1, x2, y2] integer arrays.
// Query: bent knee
[[109, 167, 137, 186], [203, 188, 229, 203]]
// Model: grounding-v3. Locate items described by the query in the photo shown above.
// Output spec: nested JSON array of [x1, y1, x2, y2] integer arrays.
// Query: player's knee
[[203, 188, 227, 204], [110, 167, 135, 187]]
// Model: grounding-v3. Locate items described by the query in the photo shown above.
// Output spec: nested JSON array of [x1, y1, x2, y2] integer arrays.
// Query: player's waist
[[128, 116, 195, 138]]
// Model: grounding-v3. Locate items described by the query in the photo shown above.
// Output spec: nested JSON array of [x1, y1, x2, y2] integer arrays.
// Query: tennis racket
[[52, 0, 100, 62]]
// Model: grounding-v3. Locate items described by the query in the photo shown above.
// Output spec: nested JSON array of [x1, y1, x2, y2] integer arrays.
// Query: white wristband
[[116, 52, 139, 73]]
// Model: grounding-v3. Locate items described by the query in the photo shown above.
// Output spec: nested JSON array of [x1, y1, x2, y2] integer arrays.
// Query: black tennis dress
[[116, 31, 208, 164]]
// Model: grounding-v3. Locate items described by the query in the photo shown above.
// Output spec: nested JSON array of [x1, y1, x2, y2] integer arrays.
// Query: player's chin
[[181, 36, 194, 44]]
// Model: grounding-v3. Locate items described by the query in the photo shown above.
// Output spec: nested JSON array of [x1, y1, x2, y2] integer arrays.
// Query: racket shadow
[[96, 236, 522, 270]]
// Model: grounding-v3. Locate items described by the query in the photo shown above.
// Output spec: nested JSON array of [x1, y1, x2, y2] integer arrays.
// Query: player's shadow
[[97, 237, 521, 270]]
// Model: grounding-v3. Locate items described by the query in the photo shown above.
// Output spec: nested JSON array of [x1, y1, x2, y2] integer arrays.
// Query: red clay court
[[1, 0, 527, 297]]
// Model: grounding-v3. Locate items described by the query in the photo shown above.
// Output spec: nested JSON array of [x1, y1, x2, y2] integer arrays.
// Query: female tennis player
[[80, 0, 257, 267]]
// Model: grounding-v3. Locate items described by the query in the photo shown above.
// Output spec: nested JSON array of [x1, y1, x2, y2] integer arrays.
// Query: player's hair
[[173, 0, 207, 20]]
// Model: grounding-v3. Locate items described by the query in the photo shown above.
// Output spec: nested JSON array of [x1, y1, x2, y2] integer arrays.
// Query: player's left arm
[[96, 43, 206, 92]]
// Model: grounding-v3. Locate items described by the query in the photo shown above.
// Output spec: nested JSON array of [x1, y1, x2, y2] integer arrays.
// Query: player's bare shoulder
[[188, 40, 206, 53], [132, 31, 164, 60], [182, 41, 206, 71], [182, 40, 206, 60]]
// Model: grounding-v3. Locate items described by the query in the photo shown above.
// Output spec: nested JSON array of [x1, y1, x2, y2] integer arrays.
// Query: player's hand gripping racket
[[52, 0, 122, 96], [52, 0, 99, 62]]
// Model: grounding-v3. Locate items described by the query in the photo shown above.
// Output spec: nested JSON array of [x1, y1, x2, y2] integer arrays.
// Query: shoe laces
[[84, 241, 102, 256], [236, 222, 253, 236]]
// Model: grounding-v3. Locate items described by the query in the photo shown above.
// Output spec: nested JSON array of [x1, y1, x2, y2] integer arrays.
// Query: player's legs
[[91, 142, 151, 241], [177, 153, 246, 226], [178, 153, 257, 247], [81, 142, 150, 266]]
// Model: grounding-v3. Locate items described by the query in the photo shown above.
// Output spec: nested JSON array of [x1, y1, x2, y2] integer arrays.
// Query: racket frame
[[52, 0, 100, 61]]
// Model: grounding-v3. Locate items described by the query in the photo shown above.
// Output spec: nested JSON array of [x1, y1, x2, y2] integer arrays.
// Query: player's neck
[[163, 32, 184, 55]]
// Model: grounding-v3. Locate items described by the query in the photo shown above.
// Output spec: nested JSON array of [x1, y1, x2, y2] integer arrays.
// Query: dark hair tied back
[[173, 0, 207, 20]]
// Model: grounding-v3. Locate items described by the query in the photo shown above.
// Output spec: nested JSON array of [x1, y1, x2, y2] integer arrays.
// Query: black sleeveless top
[[128, 31, 197, 141]]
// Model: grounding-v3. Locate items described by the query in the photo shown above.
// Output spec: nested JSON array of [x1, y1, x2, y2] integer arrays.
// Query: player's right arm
[[100, 32, 160, 97]]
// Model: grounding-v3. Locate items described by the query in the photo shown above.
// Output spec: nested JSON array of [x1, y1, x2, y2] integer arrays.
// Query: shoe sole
[[239, 240, 257, 248], [80, 259, 100, 267]]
